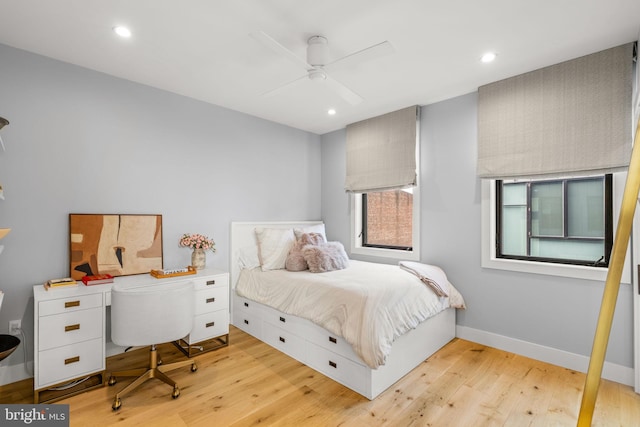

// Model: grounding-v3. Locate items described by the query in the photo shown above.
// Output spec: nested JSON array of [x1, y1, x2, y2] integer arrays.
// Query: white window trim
[[350, 189, 421, 261], [480, 173, 631, 283]]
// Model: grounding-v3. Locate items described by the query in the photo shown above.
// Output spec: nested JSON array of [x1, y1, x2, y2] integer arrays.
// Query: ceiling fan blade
[[260, 74, 308, 98], [326, 40, 394, 72], [324, 76, 363, 105], [250, 31, 310, 70]]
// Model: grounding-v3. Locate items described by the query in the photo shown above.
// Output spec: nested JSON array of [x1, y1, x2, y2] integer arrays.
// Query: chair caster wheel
[[108, 376, 117, 386], [172, 386, 180, 399], [112, 398, 121, 411], [191, 363, 198, 372]]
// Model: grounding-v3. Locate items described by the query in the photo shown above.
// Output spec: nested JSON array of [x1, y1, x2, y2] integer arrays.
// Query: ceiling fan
[[251, 31, 394, 105]]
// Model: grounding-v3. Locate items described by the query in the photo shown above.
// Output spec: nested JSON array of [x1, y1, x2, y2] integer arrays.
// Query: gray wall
[[321, 92, 634, 368], [0, 44, 321, 368]]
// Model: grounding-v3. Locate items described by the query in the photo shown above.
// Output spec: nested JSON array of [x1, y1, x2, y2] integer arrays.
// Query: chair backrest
[[111, 280, 195, 347]]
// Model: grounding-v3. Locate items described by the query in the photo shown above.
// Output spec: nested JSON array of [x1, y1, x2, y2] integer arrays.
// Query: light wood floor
[[2, 326, 638, 426]]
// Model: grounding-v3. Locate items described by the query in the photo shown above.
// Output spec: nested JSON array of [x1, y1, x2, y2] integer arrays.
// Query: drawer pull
[[329, 336, 337, 344], [206, 279, 216, 286], [65, 324, 80, 332], [205, 321, 215, 328], [279, 316, 286, 323], [329, 361, 337, 369], [244, 319, 249, 325], [65, 356, 80, 365], [206, 297, 216, 303], [244, 302, 249, 308], [65, 300, 80, 308], [279, 336, 286, 343]]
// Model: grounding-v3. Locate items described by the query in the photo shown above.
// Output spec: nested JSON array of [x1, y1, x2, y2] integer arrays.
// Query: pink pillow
[[302, 241, 349, 273], [285, 233, 325, 271]]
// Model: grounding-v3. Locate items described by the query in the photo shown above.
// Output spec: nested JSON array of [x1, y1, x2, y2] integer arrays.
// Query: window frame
[[495, 175, 613, 267], [350, 189, 421, 261], [481, 172, 630, 283]]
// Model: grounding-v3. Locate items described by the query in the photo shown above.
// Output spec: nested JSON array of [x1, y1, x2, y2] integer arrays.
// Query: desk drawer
[[39, 307, 103, 351], [37, 338, 104, 388], [195, 286, 228, 315], [187, 310, 229, 343], [39, 293, 102, 317], [192, 274, 228, 290]]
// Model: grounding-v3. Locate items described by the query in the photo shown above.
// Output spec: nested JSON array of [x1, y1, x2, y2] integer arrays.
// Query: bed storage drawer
[[263, 323, 306, 362], [306, 341, 367, 392], [262, 305, 309, 336], [234, 308, 262, 339], [304, 323, 361, 362], [234, 295, 261, 315]]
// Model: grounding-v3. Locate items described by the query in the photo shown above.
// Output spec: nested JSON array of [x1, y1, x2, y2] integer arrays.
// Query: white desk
[[33, 268, 229, 403]]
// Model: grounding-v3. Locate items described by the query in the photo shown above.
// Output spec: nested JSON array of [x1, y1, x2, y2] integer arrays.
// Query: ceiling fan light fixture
[[308, 69, 327, 81], [307, 36, 329, 66]]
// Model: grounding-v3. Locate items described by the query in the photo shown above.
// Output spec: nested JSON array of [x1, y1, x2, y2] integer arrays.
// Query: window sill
[[481, 255, 629, 283], [351, 245, 420, 261]]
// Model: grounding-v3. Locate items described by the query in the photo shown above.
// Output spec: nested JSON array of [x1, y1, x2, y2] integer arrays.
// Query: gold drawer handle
[[205, 321, 215, 328], [65, 324, 80, 332], [206, 279, 216, 286], [65, 300, 80, 308], [206, 297, 215, 303], [65, 356, 80, 365], [329, 361, 337, 369], [329, 336, 337, 344]]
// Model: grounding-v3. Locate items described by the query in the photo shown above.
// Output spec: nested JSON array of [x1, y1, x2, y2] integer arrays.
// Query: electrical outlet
[[9, 319, 21, 335]]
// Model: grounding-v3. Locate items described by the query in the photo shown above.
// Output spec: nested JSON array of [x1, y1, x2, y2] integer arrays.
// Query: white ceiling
[[0, 0, 638, 135]]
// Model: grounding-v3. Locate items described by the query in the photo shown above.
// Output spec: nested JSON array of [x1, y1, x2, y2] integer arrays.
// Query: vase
[[191, 248, 206, 270]]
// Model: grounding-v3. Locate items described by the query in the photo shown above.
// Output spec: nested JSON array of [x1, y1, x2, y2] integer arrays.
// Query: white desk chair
[[108, 280, 197, 410]]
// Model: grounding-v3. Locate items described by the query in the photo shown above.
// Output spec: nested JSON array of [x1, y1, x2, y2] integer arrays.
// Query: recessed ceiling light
[[327, 109, 336, 116], [113, 26, 132, 38], [481, 52, 497, 63]]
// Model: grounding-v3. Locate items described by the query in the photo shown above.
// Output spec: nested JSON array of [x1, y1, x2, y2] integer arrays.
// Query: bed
[[229, 221, 464, 399]]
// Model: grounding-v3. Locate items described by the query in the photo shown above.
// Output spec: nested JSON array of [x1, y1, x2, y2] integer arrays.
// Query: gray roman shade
[[477, 42, 634, 179], [345, 105, 419, 193]]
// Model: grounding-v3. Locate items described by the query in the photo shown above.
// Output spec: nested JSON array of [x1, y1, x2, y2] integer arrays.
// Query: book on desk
[[81, 274, 114, 286], [44, 277, 78, 290]]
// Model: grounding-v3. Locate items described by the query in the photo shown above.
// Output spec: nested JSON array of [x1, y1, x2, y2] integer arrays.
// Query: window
[[362, 189, 413, 250], [496, 175, 612, 267], [351, 188, 420, 260]]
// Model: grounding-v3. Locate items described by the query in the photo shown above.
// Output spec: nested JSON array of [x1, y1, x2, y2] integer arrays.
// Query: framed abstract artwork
[[69, 214, 163, 280]]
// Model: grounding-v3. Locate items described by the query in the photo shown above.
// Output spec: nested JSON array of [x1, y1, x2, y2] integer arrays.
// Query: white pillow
[[237, 245, 260, 270], [293, 223, 326, 242], [254, 227, 296, 271]]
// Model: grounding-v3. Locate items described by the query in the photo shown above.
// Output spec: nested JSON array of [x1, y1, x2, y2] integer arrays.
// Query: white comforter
[[235, 260, 464, 369]]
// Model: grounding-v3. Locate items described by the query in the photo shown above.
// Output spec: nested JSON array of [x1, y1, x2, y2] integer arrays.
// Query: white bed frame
[[229, 221, 456, 399]]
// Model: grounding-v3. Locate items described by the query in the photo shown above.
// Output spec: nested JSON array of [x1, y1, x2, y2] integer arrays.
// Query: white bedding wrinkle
[[235, 260, 465, 369]]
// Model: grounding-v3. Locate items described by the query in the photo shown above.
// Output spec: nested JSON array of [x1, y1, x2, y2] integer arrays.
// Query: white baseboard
[[456, 325, 634, 387], [0, 362, 33, 387]]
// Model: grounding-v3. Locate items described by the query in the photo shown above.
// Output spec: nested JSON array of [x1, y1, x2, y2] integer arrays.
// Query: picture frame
[[69, 213, 163, 280]]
